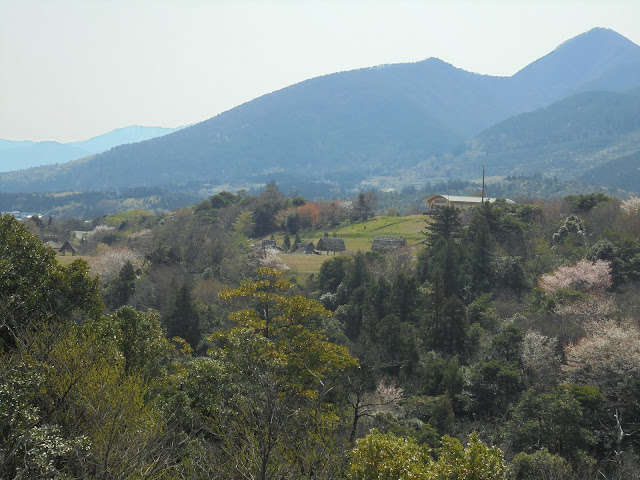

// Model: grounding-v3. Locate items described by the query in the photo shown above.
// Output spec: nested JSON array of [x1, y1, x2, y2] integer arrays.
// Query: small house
[[371, 236, 408, 253], [58, 240, 76, 256], [316, 237, 346, 255], [262, 239, 277, 249], [292, 242, 316, 254]]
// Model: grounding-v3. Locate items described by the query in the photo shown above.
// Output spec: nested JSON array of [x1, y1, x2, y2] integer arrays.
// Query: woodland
[[2, 186, 640, 479]]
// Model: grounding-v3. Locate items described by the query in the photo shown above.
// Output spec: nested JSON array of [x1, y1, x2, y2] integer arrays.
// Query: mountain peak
[[560, 27, 637, 48], [511, 27, 640, 106]]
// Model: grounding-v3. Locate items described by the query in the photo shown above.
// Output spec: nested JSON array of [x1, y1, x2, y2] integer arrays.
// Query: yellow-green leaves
[[205, 268, 358, 479], [348, 430, 506, 480]]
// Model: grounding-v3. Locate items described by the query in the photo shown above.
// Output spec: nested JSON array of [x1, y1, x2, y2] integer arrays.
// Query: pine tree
[[107, 260, 136, 309], [166, 284, 201, 350]]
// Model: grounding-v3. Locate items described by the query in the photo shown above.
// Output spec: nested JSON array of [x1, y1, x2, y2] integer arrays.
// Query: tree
[[110, 307, 172, 377], [508, 448, 574, 480], [491, 323, 524, 364], [467, 214, 495, 297], [33, 323, 169, 478], [539, 259, 612, 295], [347, 430, 505, 480], [551, 214, 585, 246], [432, 432, 506, 479], [521, 331, 561, 390], [438, 237, 466, 299], [563, 320, 640, 456], [468, 359, 523, 415], [207, 268, 357, 479], [283, 231, 291, 251], [390, 273, 419, 324], [0, 214, 102, 351], [347, 429, 432, 480], [317, 256, 351, 294], [165, 284, 201, 350], [426, 206, 462, 246], [104, 259, 136, 309], [353, 191, 377, 221], [234, 210, 256, 237], [506, 385, 601, 466]]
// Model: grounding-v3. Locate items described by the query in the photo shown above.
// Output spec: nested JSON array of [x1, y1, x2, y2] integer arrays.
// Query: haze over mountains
[[2, 27, 640, 195], [0, 125, 184, 172]]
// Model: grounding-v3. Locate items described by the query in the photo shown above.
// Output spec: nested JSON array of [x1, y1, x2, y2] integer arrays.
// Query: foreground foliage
[[4, 188, 640, 478]]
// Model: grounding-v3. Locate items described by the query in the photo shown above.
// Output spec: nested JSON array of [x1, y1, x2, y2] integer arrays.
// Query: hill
[[421, 90, 640, 191], [1, 28, 639, 194], [579, 150, 640, 191]]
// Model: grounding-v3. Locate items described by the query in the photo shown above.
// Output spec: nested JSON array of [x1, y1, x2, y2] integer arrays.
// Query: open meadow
[[278, 215, 430, 275]]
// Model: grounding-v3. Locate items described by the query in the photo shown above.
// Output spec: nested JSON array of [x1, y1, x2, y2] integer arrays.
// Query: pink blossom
[[539, 259, 612, 294]]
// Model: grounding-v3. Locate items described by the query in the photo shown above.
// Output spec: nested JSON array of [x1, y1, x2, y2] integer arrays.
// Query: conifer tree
[[166, 284, 201, 350]]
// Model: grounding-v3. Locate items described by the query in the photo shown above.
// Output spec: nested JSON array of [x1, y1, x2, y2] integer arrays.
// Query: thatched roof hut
[[316, 237, 346, 255], [58, 240, 76, 256], [371, 236, 407, 253], [292, 242, 316, 254]]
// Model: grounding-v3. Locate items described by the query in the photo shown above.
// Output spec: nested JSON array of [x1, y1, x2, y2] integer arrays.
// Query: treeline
[[0, 187, 200, 218], [1, 172, 628, 221], [3, 190, 640, 478]]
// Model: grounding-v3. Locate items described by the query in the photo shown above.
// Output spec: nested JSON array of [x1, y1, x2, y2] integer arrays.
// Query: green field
[[55, 254, 91, 266], [278, 215, 430, 275]]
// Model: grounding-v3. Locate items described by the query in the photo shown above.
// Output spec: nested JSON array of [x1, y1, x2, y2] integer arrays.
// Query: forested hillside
[[3, 188, 640, 478], [436, 91, 640, 180]]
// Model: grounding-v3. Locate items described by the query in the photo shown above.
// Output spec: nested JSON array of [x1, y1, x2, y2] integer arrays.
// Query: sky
[[2, 0, 640, 143]]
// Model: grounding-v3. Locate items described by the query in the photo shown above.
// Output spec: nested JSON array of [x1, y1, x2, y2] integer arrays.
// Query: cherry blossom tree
[[539, 259, 612, 295]]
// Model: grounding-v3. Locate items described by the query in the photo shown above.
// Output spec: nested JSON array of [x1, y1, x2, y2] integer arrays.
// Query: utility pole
[[481, 165, 485, 203]]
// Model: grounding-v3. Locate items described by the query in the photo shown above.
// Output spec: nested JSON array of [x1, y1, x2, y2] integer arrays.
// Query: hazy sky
[[2, 0, 640, 143]]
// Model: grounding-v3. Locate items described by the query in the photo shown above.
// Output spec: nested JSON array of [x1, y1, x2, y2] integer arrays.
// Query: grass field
[[55, 254, 91, 266], [278, 215, 431, 275]]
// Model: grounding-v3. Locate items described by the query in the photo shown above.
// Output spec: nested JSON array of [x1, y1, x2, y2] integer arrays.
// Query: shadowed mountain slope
[[425, 91, 640, 186]]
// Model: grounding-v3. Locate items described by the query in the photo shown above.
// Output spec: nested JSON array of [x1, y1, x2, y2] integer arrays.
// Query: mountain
[[2, 28, 640, 194], [422, 90, 640, 187], [0, 125, 184, 172], [511, 28, 640, 106], [0, 141, 92, 172], [580, 150, 640, 191]]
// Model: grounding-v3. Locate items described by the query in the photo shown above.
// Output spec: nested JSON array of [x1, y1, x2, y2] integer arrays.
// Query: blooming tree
[[620, 197, 640, 215], [539, 259, 612, 294], [563, 320, 640, 400], [90, 246, 139, 284]]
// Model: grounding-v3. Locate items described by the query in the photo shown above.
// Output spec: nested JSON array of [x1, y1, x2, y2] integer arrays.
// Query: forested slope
[[4, 188, 640, 478]]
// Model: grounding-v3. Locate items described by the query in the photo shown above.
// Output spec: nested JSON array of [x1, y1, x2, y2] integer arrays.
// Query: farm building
[[371, 236, 408, 253], [316, 237, 346, 255], [58, 240, 76, 256], [292, 242, 316, 254], [423, 195, 514, 212]]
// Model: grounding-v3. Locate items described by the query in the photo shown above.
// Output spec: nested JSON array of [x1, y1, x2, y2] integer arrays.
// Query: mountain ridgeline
[[2, 27, 640, 194], [0, 125, 184, 173]]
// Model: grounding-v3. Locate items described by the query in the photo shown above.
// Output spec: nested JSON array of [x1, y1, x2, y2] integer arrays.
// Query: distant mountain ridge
[[424, 90, 640, 182], [2, 27, 640, 194], [0, 125, 184, 172]]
